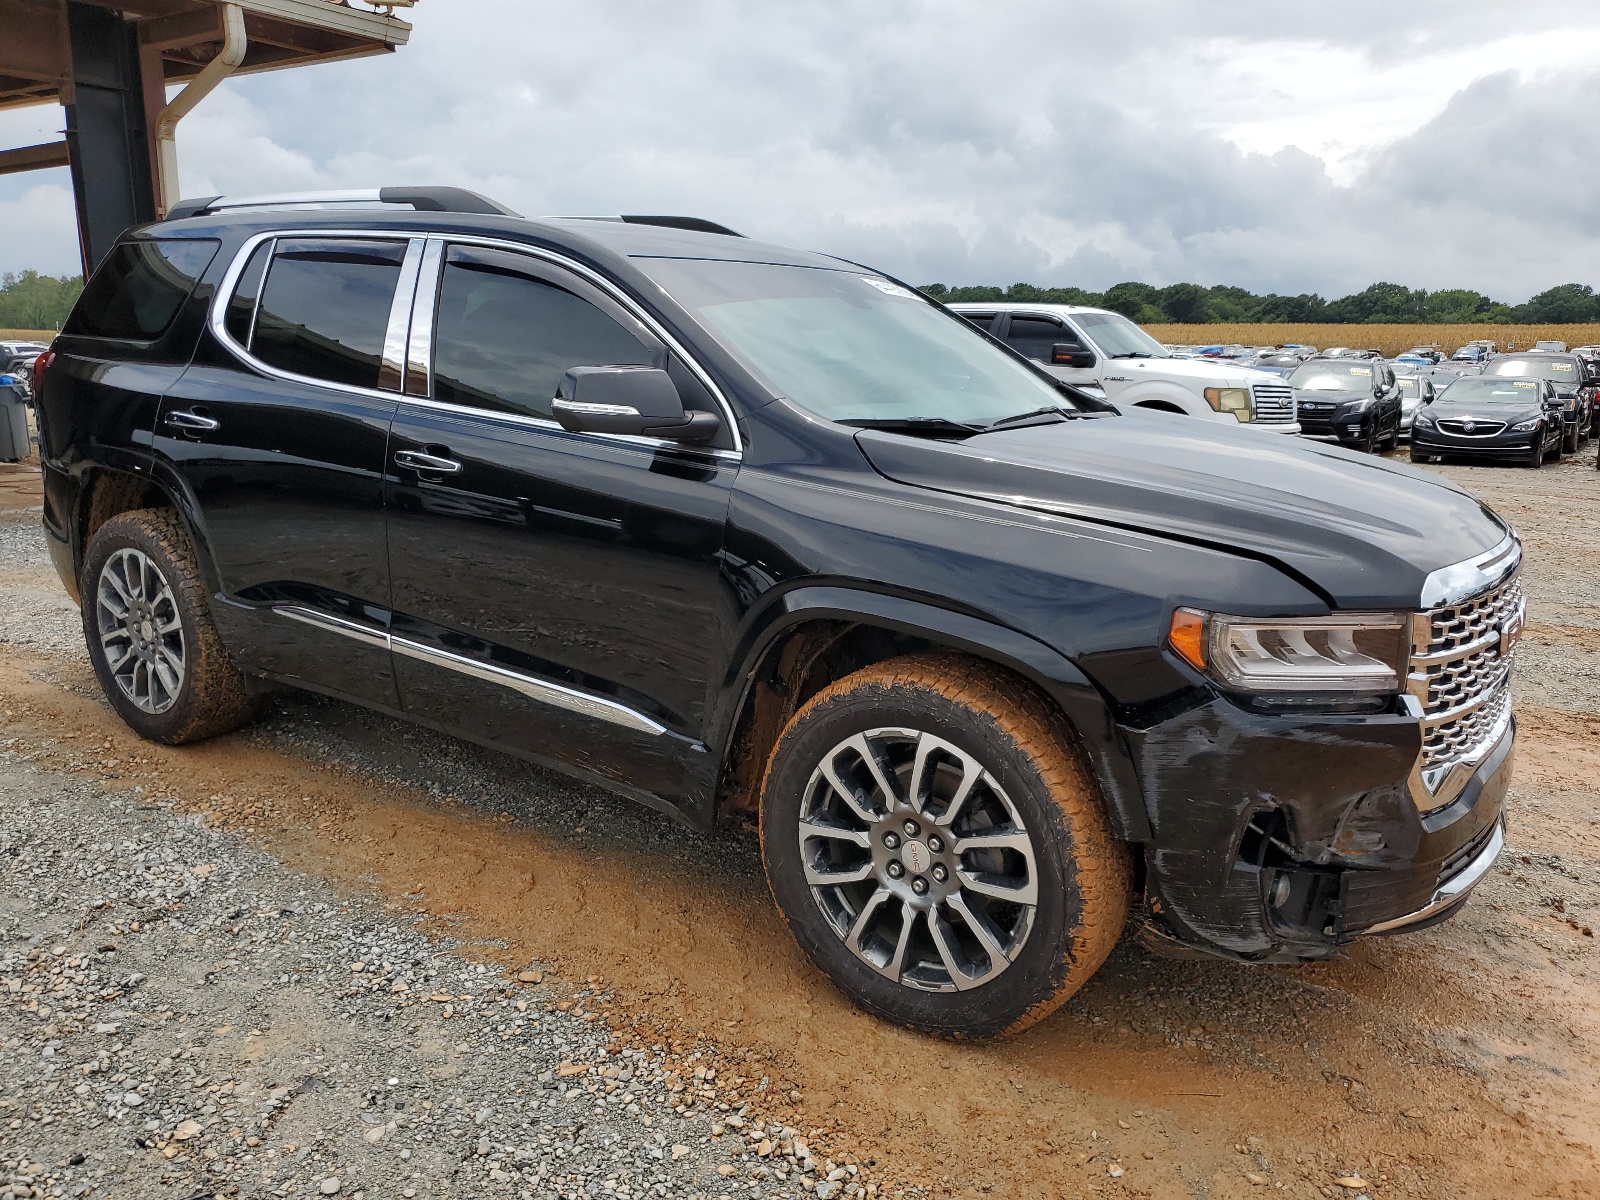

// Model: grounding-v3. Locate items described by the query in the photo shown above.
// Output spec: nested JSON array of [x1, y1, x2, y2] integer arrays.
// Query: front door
[[1000, 312, 1100, 388], [384, 241, 738, 814], [155, 235, 416, 708]]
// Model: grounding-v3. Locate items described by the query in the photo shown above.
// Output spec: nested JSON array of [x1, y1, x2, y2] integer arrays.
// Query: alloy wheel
[[796, 727, 1038, 992], [95, 547, 186, 714]]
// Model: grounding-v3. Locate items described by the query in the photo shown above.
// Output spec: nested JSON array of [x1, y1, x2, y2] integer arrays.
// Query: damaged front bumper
[[1123, 694, 1512, 963]]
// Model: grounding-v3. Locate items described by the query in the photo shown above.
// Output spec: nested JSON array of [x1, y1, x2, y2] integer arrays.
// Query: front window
[[1287, 362, 1375, 391], [1439, 378, 1543, 404], [635, 259, 1070, 424], [1071, 312, 1171, 359]]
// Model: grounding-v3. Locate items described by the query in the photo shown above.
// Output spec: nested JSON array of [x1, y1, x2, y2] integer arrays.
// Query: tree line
[[0, 271, 84, 331], [918, 280, 1600, 324]]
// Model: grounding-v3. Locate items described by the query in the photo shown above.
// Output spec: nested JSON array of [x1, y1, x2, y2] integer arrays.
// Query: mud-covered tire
[[759, 655, 1131, 1039], [81, 509, 257, 744], [1409, 445, 1430, 464]]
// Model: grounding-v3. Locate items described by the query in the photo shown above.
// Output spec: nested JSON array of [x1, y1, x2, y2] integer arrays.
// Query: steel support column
[[63, 1, 159, 274]]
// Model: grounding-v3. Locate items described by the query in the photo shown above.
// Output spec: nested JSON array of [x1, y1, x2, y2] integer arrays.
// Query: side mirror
[[1543, 397, 1565, 411], [1051, 343, 1095, 369], [553, 366, 719, 443]]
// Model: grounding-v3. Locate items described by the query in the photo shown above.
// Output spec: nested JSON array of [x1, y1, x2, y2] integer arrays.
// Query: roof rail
[[556, 214, 744, 238], [164, 187, 520, 222]]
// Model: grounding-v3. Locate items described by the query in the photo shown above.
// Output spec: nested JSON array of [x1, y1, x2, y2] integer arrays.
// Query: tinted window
[[224, 241, 272, 348], [65, 239, 219, 340], [1004, 315, 1073, 363], [252, 239, 406, 390], [960, 312, 997, 333], [432, 247, 654, 420]]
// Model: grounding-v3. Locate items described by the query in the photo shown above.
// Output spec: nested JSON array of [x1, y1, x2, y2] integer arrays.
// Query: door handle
[[165, 409, 220, 432], [394, 449, 463, 475]]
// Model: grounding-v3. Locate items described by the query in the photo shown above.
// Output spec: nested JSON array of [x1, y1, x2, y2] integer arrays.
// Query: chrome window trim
[[211, 229, 743, 454], [210, 229, 422, 405], [1418, 534, 1521, 608], [270, 605, 667, 737], [379, 239, 425, 392], [404, 237, 443, 397], [245, 237, 274, 352]]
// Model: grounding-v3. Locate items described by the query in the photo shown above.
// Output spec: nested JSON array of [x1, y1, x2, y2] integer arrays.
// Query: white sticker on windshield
[[1551, 363, 1574, 371], [861, 276, 919, 299], [1511, 380, 1537, 387], [1349, 366, 1371, 376]]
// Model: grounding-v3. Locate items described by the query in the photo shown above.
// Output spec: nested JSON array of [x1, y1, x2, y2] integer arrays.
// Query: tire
[[81, 509, 258, 744], [1382, 419, 1400, 452], [759, 654, 1130, 1039], [1357, 423, 1377, 454], [1564, 422, 1579, 455], [1526, 433, 1544, 469], [1410, 445, 1430, 464]]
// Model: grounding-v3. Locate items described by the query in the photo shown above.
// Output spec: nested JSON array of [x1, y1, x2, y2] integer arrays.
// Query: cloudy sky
[[3, 0, 1600, 298]]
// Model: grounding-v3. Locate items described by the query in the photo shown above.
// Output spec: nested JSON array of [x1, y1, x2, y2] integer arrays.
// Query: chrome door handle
[[393, 449, 463, 474], [165, 410, 220, 432]]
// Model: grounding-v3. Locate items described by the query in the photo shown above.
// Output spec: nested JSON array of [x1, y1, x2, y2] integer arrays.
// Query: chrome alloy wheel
[[797, 727, 1038, 992], [95, 548, 186, 715]]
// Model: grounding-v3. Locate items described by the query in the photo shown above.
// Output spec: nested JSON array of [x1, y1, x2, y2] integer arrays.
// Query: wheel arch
[[710, 585, 1149, 843], [74, 457, 223, 600]]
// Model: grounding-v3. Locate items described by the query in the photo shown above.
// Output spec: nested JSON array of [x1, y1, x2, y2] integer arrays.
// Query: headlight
[[1169, 609, 1409, 693], [1413, 411, 1435, 427], [1345, 397, 1373, 413], [1510, 417, 1541, 432], [1203, 387, 1252, 422]]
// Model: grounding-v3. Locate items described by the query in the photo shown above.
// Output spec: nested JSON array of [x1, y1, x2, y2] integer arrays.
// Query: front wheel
[[81, 509, 258, 744], [760, 655, 1130, 1038], [1526, 433, 1544, 469], [1564, 421, 1580, 454]]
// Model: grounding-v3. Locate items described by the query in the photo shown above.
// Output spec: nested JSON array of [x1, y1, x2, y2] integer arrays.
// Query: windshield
[[636, 258, 1071, 424], [1483, 356, 1579, 384], [1073, 312, 1171, 358], [1398, 378, 1421, 396], [1287, 362, 1376, 391], [1440, 378, 1542, 404]]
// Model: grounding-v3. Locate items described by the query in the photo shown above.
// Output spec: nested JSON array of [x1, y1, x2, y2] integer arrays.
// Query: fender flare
[[711, 583, 1150, 842], [73, 449, 226, 600]]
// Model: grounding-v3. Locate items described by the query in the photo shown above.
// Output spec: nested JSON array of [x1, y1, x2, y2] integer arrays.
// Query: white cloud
[[3, 0, 1600, 299]]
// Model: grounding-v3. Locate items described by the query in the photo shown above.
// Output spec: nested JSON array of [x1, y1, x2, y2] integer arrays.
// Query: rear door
[[384, 240, 738, 811], [155, 234, 419, 707]]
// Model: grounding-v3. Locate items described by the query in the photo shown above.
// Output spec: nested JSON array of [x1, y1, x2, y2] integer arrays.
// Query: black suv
[[1285, 356, 1405, 451], [35, 189, 1517, 1038]]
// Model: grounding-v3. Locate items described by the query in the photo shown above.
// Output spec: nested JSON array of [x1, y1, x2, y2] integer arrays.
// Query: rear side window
[[65, 239, 219, 340], [431, 245, 655, 419], [251, 239, 407, 390], [1005, 315, 1077, 363]]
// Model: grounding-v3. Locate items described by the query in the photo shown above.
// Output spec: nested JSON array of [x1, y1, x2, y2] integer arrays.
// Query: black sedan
[[1288, 357, 1404, 451], [1480, 352, 1595, 453], [1410, 376, 1565, 467]]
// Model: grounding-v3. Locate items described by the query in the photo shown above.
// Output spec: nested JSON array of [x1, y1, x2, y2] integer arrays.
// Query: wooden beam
[[0, 140, 71, 177]]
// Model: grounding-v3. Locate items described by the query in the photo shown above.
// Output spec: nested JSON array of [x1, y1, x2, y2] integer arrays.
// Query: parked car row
[[33, 190, 1522, 1036], [0, 339, 49, 398]]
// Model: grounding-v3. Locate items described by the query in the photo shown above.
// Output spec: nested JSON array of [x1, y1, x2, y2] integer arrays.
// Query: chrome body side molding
[[270, 605, 665, 737]]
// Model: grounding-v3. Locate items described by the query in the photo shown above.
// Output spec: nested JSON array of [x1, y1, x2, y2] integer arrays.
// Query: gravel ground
[[0, 755, 876, 1200]]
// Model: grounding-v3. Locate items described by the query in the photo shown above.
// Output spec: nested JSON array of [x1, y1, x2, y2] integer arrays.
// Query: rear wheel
[[81, 510, 258, 744], [760, 655, 1130, 1039]]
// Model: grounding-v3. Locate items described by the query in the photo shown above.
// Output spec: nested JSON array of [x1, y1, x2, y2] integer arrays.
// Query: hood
[[1292, 387, 1371, 405], [1100, 356, 1284, 385], [1425, 401, 1542, 421], [856, 413, 1508, 610]]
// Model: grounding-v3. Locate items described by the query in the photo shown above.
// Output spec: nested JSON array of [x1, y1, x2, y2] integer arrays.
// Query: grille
[[1410, 575, 1523, 771], [1436, 419, 1507, 437], [1251, 384, 1296, 423]]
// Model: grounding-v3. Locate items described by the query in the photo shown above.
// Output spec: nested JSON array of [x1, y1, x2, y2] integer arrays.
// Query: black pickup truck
[[32, 188, 1517, 1038]]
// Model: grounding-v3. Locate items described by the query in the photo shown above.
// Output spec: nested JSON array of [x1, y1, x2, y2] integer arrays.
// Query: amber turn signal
[[1168, 608, 1207, 670]]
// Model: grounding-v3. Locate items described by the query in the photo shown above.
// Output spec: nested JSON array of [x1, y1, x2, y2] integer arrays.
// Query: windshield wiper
[[983, 405, 1080, 431], [839, 416, 985, 438], [1109, 351, 1156, 359]]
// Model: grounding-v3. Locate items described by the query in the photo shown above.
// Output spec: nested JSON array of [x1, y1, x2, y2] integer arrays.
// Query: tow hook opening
[[1236, 809, 1344, 940]]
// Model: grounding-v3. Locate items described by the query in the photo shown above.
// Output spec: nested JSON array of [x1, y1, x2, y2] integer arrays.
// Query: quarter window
[[65, 238, 219, 341], [1005, 315, 1079, 363], [431, 246, 655, 420], [250, 238, 407, 390], [224, 241, 272, 349]]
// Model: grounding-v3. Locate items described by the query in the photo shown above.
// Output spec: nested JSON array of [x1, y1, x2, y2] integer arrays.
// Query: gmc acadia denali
[[34, 188, 1516, 1038]]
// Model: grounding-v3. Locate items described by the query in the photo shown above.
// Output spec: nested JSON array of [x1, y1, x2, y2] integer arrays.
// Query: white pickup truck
[[949, 302, 1300, 433]]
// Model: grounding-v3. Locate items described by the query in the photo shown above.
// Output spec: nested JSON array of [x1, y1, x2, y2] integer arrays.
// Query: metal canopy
[[0, 0, 412, 113]]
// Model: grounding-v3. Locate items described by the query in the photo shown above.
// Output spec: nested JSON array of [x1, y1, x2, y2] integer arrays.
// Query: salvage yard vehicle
[[950, 303, 1300, 432], [1480, 352, 1594, 453], [1411, 376, 1566, 467], [1287, 357, 1404, 451], [1395, 373, 1436, 438], [34, 188, 1515, 1038]]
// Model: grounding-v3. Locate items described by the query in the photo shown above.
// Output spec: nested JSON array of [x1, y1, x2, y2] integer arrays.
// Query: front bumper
[[1412, 428, 1539, 459], [1295, 402, 1371, 443], [1125, 693, 1511, 962]]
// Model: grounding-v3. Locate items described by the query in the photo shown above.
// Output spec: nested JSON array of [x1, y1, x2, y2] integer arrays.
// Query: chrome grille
[[1409, 574, 1523, 774], [1251, 384, 1296, 424], [1436, 419, 1506, 437]]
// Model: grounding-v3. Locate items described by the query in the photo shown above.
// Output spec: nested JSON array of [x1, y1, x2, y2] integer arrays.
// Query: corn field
[[1142, 323, 1600, 358]]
